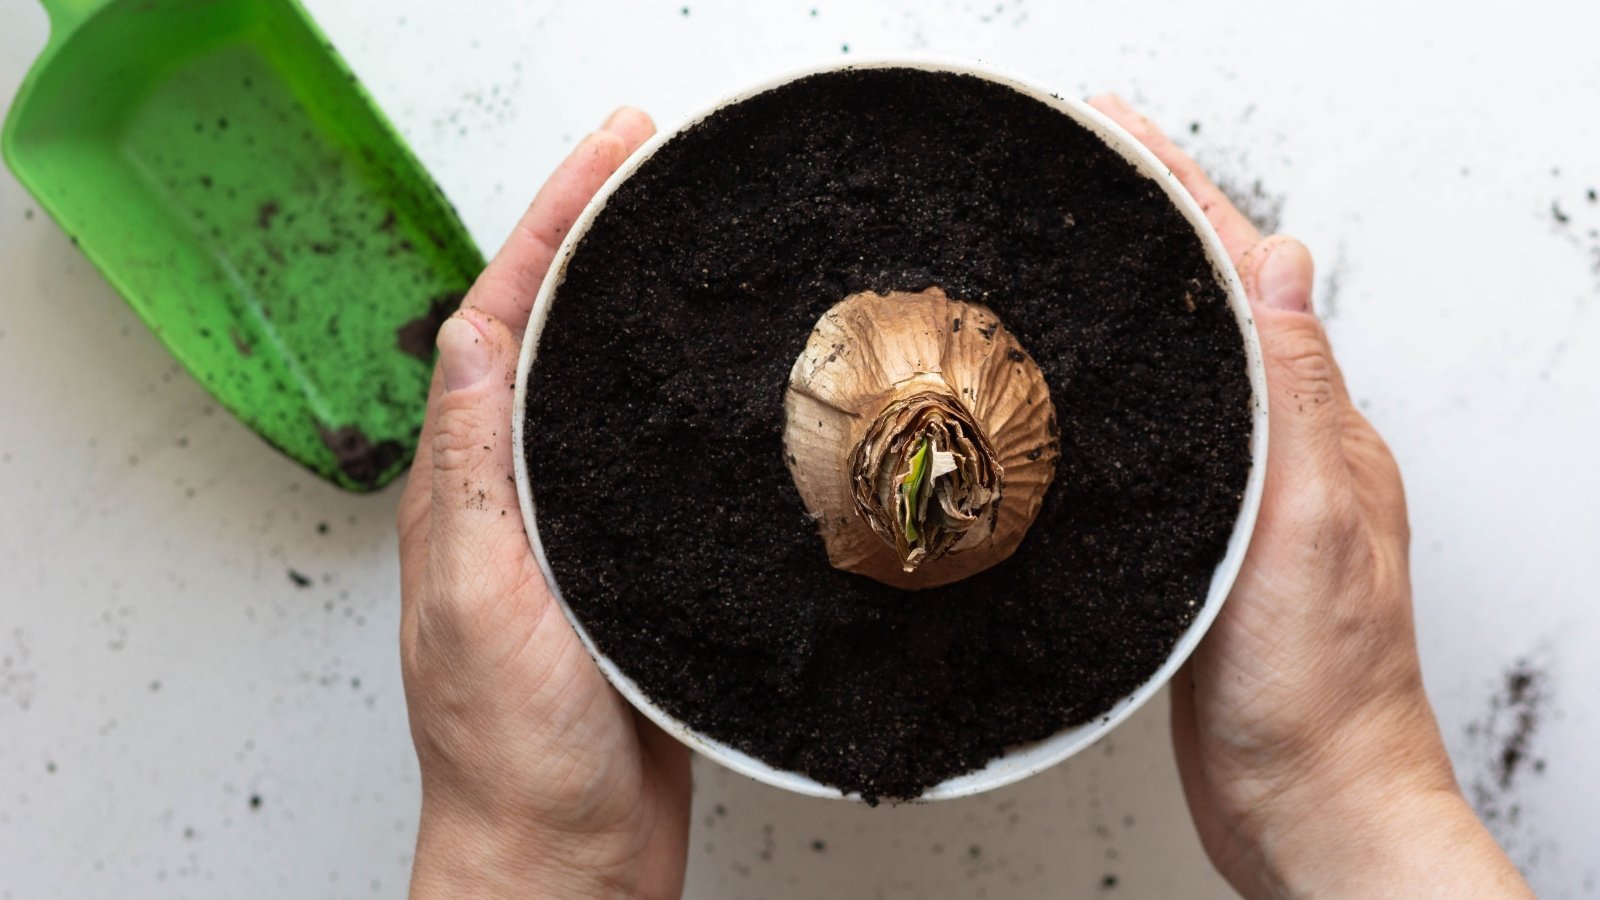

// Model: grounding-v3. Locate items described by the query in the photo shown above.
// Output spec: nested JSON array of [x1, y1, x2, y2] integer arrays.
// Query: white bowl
[[512, 55, 1269, 802]]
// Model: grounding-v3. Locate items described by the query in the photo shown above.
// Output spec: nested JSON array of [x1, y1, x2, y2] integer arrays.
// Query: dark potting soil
[[525, 68, 1254, 802]]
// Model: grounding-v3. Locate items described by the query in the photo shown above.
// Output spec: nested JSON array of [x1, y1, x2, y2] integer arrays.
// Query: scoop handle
[[38, 0, 111, 34]]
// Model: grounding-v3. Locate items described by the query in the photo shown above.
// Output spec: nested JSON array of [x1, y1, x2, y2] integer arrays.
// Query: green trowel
[[3, 0, 485, 491]]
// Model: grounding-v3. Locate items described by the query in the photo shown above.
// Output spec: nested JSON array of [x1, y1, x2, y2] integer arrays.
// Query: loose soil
[[395, 291, 466, 361], [316, 424, 405, 488], [1467, 658, 1550, 829], [525, 68, 1254, 802]]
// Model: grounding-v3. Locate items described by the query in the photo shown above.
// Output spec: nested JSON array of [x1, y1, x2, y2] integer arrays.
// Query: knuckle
[[1319, 480, 1366, 547], [1275, 467, 1364, 552], [430, 407, 485, 474], [1266, 319, 1339, 400], [1354, 444, 1411, 545]]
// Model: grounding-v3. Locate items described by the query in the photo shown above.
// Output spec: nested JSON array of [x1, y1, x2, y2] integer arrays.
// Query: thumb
[[427, 307, 529, 590], [1237, 236, 1350, 486], [1240, 235, 1315, 315]]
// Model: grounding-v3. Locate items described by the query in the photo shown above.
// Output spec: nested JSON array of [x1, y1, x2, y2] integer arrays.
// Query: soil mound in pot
[[525, 67, 1252, 802]]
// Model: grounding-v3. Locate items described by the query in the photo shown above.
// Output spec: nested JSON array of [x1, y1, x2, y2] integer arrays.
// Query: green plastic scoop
[[3, 0, 484, 491]]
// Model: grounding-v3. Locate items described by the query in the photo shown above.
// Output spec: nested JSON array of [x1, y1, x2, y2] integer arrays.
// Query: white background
[[3, 0, 1597, 897]]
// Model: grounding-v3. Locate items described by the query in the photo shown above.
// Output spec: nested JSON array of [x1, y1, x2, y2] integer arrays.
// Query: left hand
[[1087, 94, 1530, 898], [397, 108, 692, 900]]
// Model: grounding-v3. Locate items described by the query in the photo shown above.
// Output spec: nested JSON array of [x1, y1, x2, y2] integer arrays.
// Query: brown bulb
[[783, 287, 1059, 590]]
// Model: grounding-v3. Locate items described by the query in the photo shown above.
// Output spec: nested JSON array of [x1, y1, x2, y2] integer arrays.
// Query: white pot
[[512, 54, 1269, 802]]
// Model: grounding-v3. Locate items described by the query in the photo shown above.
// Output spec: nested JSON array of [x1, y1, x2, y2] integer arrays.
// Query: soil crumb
[[1467, 658, 1550, 827], [256, 200, 281, 230], [396, 291, 465, 361], [1545, 185, 1600, 297], [317, 423, 405, 487]]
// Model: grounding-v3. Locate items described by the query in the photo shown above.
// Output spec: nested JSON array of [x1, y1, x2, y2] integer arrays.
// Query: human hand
[[1088, 95, 1532, 898], [397, 108, 691, 900]]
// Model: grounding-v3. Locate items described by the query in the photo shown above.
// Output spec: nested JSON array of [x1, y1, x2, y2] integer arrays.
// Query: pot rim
[[511, 52, 1269, 802]]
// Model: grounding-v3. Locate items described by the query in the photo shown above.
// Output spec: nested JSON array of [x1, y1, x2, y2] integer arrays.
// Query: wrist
[[1246, 704, 1531, 899], [409, 800, 619, 900], [1263, 785, 1529, 899]]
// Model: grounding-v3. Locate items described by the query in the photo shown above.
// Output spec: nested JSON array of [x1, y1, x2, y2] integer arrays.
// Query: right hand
[[1088, 94, 1533, 899]]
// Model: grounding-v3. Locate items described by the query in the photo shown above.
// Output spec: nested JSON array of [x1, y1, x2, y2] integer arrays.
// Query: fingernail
[[437, 314, 490, 392], [1253, 238, 1315, 313], [600, 106, 635, 131]]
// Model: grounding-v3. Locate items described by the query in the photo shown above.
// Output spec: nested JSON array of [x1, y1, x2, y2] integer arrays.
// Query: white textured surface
[[2, 1, 1596, 897]]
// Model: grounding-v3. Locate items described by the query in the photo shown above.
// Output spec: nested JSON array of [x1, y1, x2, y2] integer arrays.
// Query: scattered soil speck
[[1318, 241, 1347, 319], [317, 424, 405, 488], [287, 569, 313, 588], [1216, 174, 1284, 234], [249, 794, 263, 810], [1467, 657, 1549, 832], [256, 200, 280, 230], [1102, 874, 1119, 889], [1547, 185, 1600, 295]]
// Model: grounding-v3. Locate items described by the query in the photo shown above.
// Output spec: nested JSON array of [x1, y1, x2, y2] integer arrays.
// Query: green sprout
[[899, 436, 931, 543]]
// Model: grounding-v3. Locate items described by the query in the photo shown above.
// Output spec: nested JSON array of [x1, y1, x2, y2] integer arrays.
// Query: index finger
[[465, 107, 657, 335], [1087, 94, 1261, 264]]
